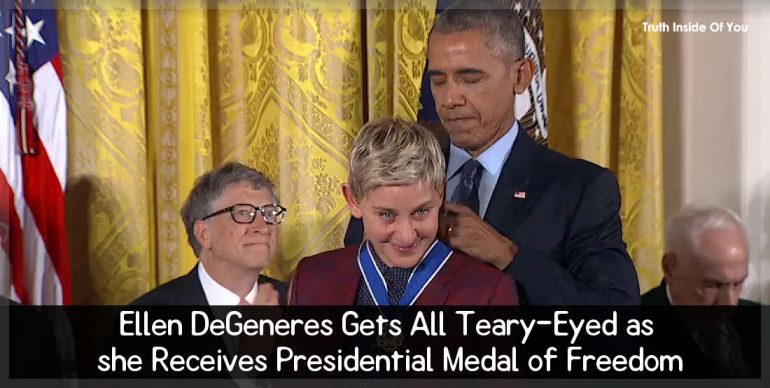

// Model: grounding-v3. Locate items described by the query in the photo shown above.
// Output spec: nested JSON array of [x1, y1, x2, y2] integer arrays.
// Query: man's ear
[[513, 58, 535, 95], [194, 220, 211, 251], [341, 184, 363, 219], [662, 252, 677, 279]]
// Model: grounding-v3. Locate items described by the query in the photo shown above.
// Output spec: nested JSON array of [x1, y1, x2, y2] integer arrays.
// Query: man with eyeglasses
[[344, 0, 639, 305], [133, 162, 288, 306]]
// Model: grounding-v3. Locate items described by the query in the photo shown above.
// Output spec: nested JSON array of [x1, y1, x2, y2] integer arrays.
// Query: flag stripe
[[0, 171, 29, 304], [1, 89, 28, 304], [31, 61, 67, 188], [22, 207, 63, 304], [50, 53, 62, 81], [21, 141, 70, 303], [0, 96, 26, 231]]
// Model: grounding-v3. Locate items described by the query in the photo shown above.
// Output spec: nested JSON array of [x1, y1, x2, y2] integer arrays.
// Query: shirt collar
[[447, 121, 519, 179], [198, 263, 259, 305]]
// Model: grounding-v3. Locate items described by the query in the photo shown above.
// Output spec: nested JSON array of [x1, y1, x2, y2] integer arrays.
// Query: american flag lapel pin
[[513, 191, 526, 199]]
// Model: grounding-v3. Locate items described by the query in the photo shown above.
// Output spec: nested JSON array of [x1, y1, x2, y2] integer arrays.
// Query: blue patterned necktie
[[451, 159, 484, 214]]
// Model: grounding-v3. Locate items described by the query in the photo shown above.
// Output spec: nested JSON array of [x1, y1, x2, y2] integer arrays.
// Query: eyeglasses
[[202, 203, 287, 225]]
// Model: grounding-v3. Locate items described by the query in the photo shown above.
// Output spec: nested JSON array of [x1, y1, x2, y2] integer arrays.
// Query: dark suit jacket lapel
[[646, 281, 672, 306], [175, 265, 239, 359], [177, 265, 209, 305], [484, 129, 544, 235]]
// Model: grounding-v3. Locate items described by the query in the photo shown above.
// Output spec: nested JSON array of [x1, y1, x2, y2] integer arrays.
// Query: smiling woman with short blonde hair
[[289, 117, 519, 307]]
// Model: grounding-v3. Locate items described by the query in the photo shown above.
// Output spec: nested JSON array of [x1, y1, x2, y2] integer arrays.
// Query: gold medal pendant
[[374, 332, 404, 353]]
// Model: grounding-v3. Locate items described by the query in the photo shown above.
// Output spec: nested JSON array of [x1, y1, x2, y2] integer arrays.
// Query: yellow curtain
[[543, 0, 664, 292], [59, 1, 151, 305], [59, 0, 435, 304], [365, 1, 434, 119]]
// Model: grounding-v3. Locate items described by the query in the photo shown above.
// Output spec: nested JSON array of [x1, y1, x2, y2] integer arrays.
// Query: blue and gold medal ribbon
[[357, 240, 452, 306]]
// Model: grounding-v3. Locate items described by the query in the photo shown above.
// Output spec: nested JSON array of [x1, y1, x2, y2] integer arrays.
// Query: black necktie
[[384, 267, 412, 305], [451, 159, 484, 214]]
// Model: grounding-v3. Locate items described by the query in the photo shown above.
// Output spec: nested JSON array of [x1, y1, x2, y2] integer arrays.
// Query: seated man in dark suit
[[643, 205, 759, 377], [291, 118, 518, 306], [134, 162, 287, 306], [345, 0, 639, 305]]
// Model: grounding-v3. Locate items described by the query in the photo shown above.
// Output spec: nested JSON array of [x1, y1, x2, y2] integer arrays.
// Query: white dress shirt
[[198, 263, 259, 305]]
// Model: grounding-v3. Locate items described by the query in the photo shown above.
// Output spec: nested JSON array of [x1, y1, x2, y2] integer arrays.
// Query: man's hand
[[442, 202, 518, 270], [253, 283, 280, 306]]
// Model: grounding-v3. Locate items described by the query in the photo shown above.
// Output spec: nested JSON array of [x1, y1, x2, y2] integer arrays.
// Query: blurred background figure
[[644, 205, 751, 306], [643, 205, 759, 378]]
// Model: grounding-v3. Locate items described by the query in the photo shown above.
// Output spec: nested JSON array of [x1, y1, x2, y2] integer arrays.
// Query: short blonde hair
[[348, 118, 445, 200]]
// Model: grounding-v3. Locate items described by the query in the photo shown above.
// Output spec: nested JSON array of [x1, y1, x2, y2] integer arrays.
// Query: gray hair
[[665, 205, 747, 257], [181, 162, 278, 257], [430, 0, 525, 62], [348, 117, 445, 200]]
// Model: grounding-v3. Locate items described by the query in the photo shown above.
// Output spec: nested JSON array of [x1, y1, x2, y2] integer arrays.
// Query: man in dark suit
[[292, 118, 518, 306], [130, 163, 287, 383], [643, 205, 759, 377], [134, 162, 287, 306], [345, 0, 639, 305]]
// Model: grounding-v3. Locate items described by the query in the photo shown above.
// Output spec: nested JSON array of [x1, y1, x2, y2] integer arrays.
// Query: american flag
[[1, 0, 69, 305]]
